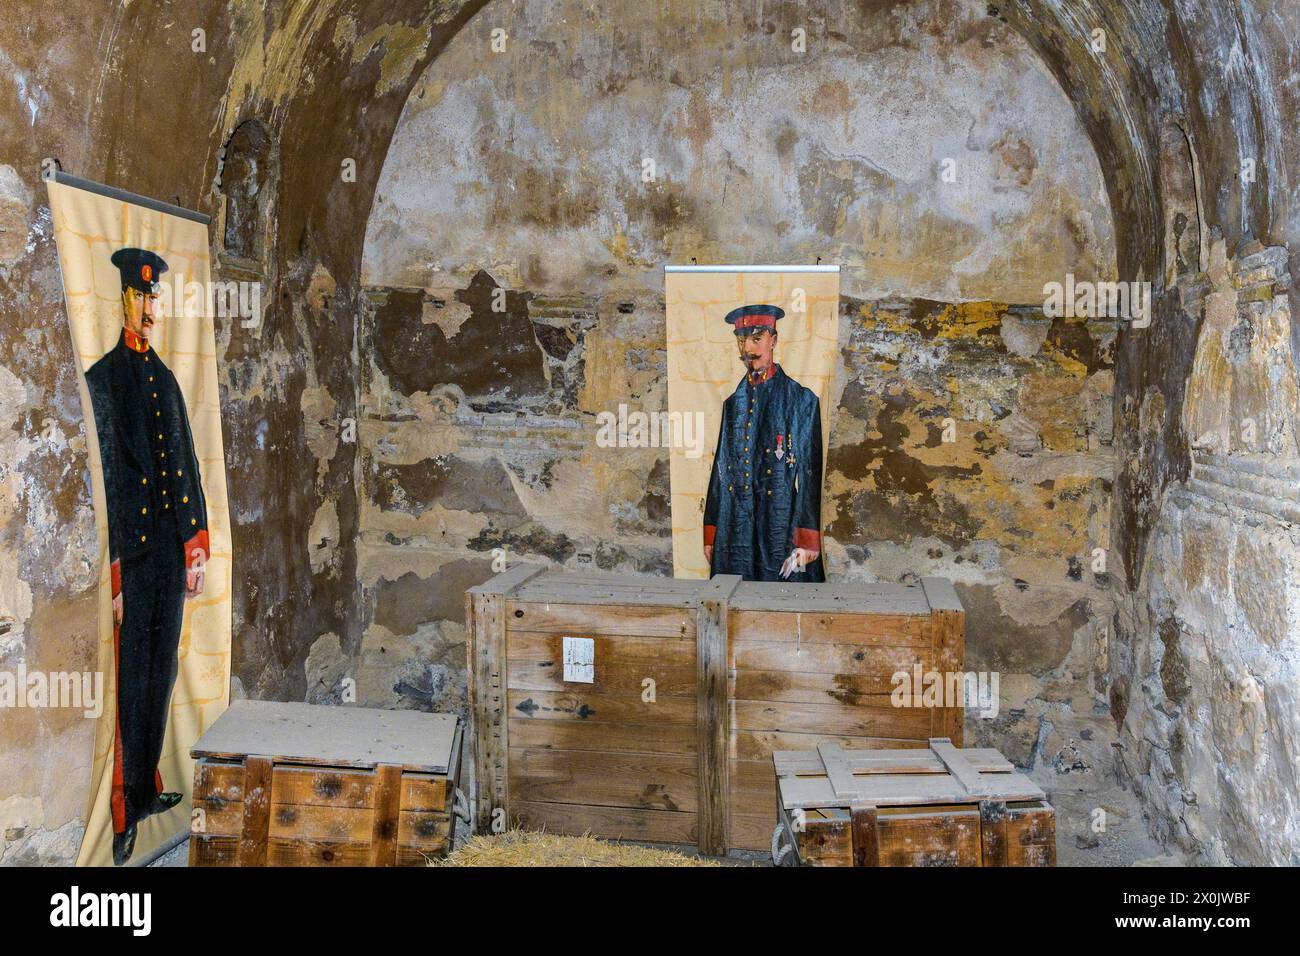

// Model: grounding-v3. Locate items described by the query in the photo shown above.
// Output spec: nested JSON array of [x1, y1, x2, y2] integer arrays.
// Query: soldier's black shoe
[[112, 826, 137, 866], [142, 792, 184, 818]]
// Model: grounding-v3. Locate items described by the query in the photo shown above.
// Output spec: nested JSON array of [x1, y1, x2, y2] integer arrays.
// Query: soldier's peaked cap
[[724, 303, 784, 334], [110, 247, 169, 294]]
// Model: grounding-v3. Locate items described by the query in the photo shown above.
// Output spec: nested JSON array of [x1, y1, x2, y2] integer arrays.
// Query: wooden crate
[[772, 738, 1055, 866], [189, 700, 464, 866], [466, 565, 964, 855]]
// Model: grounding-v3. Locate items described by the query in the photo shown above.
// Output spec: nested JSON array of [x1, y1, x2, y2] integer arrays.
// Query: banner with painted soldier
[[47, 176, 232, 866], [665, 266, 839, 580]]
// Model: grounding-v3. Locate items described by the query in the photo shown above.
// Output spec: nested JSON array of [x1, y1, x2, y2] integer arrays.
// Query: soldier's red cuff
[[111, 559, 121, 597], [184, 529, 210, 567], [703, 525, 717, 547], [793, 528, 821, 551]]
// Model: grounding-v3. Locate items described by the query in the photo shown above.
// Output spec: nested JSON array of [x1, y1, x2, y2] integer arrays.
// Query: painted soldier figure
[[703, 304, 825, 582], [84, 248, 209, 865]]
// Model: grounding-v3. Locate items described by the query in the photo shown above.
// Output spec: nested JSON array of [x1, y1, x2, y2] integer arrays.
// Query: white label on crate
[[562, 636, 594, 683]]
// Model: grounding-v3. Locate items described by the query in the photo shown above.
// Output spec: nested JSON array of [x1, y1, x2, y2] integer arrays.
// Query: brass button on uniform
[[190, 518, 197, 526], [140, 535, 146, 543], [141, 477, 148, 486], [182, 496, 189, 504], [140, 507, 147, 515]]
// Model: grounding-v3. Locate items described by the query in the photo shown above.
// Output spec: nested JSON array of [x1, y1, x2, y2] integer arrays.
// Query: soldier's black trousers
[[114, 513, 184, 833]]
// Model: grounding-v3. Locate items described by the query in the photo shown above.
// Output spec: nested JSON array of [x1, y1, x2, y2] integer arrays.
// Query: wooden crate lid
[[775, 738, 1043, 810], [470, 563, 963, 616], [191, 700, 460, 773]]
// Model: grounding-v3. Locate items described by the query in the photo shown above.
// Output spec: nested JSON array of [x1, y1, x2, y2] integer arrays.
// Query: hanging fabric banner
[[665, 265, 840, 581], [47, 174, 232, 866]]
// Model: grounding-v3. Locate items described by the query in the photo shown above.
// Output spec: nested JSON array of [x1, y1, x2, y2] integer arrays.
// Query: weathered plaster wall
[[362, 0, 1116, 301]]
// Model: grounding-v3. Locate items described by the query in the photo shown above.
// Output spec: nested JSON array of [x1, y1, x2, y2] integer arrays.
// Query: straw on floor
[[434, 829, 721, 867]]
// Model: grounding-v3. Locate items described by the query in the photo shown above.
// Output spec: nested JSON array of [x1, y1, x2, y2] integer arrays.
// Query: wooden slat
[[730, 611, 930, 646], [773, 746, 1015, 776], [237, 755, 273, 866], [924, 577, 966, 745], [732, 669, 907, 703], [929, 737, 989, 795], [877, 805, 981, 866], [468, 563, 547, 835], [189, 835, 238, 867], [850, 805, 880, 867], [507, 659, 695, 698], [731, 640, 923, 676], [778, 770, 1043, 810], [920, 577, 963, 613], [508, 748, 697, 812], [697, 574, 740, 856], [513, 801, 697, 844], [268, 839, 370, 866], [508, 717, 697, 755], [980, 800, 1009, 866], [733, 731, 929, 761], [817, 742, 861, 799], [731, 581, 932, 615], [369, 764, 402, 866], [732, 699, 932, 739], [508, 632, 696, 666], [508, 689, 695, 725], [505, 602, 692, 637]]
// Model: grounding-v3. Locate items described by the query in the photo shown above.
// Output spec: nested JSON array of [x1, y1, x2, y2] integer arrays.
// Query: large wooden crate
[[466, 565, 964, 855], [772, 738, 1055, 866], [189, 700, 463, 866]]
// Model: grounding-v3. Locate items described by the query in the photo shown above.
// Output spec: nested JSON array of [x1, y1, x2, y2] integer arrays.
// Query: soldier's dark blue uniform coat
[[703, 363, 825, 582], [83, 248, 209, 847]]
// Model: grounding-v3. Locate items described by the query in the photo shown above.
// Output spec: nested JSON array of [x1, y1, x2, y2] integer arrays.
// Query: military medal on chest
[[775, 433, 785, 460]]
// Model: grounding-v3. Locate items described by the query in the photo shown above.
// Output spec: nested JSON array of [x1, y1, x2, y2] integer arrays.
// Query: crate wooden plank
[[817, 742, 862, 799], [507, 659, 696, 698], [733, 730, 929, 761], [189, 835, 238, 867], [731, 641, 924, 677], [508, 748, 697, 812], [508, 632, 696, 667], [237, 755, 273, 866], [369, 764, 403, 866], [191, 700, 459, 773], [929, 737, 990, 796], [730, 611, 930, 646], [192, 797, 242, 838], [696, 574, 740, 857], [778, 770, 1044, 810], [732, 699, 933, 738], [876, 805, 981, 866], [731, 581, 932, 616], [924, 577, 966, 745], [508, 689, 695, 725], [506, 602, 693, 637], [732, 669, 909, 703], [509, 717, 697, 755], [773, 746, 1015, 776], [514, 801, 698, 844], [268, 839, 370, 866]]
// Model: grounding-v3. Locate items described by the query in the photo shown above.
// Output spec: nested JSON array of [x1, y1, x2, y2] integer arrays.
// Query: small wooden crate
[[466, 565, 964, 856], [772, 738, 1055, 867], [189, 700, 464, 867]]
